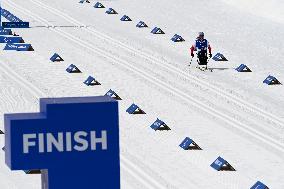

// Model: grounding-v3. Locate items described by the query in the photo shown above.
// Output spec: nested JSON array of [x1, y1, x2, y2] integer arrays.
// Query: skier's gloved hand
[[191, 53, 194, 57], [209, 53, 212, 58]]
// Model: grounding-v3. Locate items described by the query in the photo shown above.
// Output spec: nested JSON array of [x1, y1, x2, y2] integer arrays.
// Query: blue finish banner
[[2, 22, 29, 28], [4, 96, 120, 189]]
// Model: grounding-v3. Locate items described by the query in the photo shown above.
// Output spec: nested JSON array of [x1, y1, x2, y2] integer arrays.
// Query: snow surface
[[0, 0, 284, 188]]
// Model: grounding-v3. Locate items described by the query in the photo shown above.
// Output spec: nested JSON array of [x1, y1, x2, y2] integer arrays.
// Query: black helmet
[[198, 32, 204, 38]]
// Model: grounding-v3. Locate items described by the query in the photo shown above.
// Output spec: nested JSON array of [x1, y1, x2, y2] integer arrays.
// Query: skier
[[190, 32, 212, 70]]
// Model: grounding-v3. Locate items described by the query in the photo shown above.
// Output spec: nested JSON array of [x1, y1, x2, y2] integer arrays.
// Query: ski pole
[[188, 56, 193, 67]]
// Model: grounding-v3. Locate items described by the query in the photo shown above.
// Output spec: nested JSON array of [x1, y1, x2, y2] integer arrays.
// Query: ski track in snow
[[0, 68, 40, 189], [6, 0, 284, 152], [27, 0, 284, 126], [0, 2, 175, 188], [1, 0, 284, 188]]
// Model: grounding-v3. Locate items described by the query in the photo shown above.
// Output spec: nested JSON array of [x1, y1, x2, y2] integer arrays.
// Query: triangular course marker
[[150, 118, 171, 131], [250, 181, 269, 189], [263, 75, 281, 85], [50, 53, 64, 62], [94, 2, 105, 8], [105, 8, 118, 14], [126, 103, 145, 114], [210, 156, 236, 171], [179, 137, 202, 150], [151, 27, 165, 34], [212, 53, 228, 61], [79, 0, 90, 3], [83, 76, 101, 86], [171, 34, 185, 42], [136, 21, 148, 28], [235, 64, 252, 72], [66, 64, 81, 73], [120, 15, 132, 21], [104, 89, 122, 100], [0, 130, 4, 134]]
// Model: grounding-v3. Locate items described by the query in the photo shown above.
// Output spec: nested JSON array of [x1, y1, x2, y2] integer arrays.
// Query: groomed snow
[[0, 0, 284, 188]]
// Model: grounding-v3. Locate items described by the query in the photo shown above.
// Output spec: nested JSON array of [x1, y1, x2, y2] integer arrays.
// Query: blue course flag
[[2, 22, 29, 28], [50, 53, 64, 62], [4, 43, 34, 51], [235, 64, 252, 72], [150, 118, 170, 131], [104, 89, 122, 100], [136, 21, 148, 28], [0, 36, 24, 43], [263, 75, 281, 85], [126, 103, 145, 114], [4, 96, 120, 189], [250, 181, 269, 189], [212, 53, 228, 61]]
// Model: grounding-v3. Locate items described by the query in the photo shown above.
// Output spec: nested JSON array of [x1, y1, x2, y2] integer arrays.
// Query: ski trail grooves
[[0, 60, 46, 99], [6, 0, 284, 154], [28, 0, 284, 127], [2, 2, 170, 188]]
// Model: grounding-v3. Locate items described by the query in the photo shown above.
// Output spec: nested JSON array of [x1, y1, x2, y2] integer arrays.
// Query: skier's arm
[[208, 42, 212, 54], [190, 45, 195, 55]]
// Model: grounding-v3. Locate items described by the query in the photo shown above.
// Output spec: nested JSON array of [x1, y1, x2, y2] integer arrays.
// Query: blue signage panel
[[4, 96, 120, 189], [0, 29, 12, 35], [2, 22, 29, 28], [3, 43, 33, 51], [0, 36, 24, 43], [3, 43, 18, 50], [1, 8, 23, 22]]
